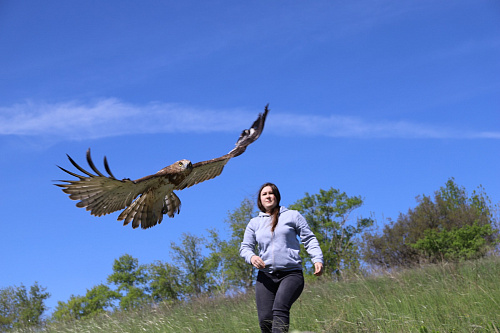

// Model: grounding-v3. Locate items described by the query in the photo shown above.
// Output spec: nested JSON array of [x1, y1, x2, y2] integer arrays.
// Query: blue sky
[[1, 1, 499, 313]]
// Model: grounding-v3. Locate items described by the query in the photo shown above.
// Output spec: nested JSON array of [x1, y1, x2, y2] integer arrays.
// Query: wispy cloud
[[274, 113, 500, 139], [0, 99, 252, 140], [0, 99, 498, 141]]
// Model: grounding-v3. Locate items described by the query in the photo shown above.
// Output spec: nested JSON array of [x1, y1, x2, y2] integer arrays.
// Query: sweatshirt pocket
[[287, 248, 301, 263]]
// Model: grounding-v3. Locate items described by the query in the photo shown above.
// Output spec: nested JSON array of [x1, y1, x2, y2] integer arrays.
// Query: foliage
[[170, 233, 214, 297], [52, 256, 181, 322], [362, 178, 499, 268], [13, 257, 500, 333], [289, 187, 374, 277], [411, 222, 496, 261], [147, 261, 182, 303], [0, 282, 49, 331], [53, 254, 149, 321], [206, 197, 257, 293], [107, 254, 149, 310], [5, 180, 499, 331], [52, 284, 120, 321]]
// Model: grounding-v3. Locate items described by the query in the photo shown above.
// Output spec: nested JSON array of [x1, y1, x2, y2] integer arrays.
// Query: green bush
[[411, 223, 496, 262]]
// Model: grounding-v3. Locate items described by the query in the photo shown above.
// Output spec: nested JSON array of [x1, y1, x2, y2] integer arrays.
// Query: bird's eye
[[178, 162, 183, 167]]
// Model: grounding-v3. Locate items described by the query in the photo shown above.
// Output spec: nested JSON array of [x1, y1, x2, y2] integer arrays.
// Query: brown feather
[[55, 105, 269, 229]]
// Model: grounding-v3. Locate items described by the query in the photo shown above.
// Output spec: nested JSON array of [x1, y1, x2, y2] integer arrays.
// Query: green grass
[[17, 257, 500, 332], [293, 258, 500, 332]]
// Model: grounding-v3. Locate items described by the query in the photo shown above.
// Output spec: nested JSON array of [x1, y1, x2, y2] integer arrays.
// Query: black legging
[[255, 270, 305, 333]]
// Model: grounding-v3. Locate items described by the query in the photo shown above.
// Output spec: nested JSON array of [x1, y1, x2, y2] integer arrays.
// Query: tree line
[[1, 178, 498, 331]]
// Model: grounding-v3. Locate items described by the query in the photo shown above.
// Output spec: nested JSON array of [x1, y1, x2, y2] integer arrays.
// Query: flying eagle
[[56, 105, 269, 229]]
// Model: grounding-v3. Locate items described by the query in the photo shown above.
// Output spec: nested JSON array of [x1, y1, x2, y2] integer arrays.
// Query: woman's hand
[[250, 255, 266, 269], [313, 262, 323, 276]]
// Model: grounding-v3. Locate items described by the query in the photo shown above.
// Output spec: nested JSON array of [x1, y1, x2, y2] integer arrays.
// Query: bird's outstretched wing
[[175, 104, 269, 190], [56, 105, 269, 229], [55, 149, 160, 218]]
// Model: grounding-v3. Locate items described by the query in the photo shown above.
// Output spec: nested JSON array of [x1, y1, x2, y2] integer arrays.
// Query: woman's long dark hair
[[257, 182, 281, 232]]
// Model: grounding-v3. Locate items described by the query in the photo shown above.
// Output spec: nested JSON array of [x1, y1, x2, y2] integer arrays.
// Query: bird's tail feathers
[[118, 189, 179, 229], [162, 192, 181, 218]]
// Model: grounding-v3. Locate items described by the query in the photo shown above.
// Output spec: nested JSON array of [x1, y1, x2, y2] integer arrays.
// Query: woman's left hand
[[313, 262, 323, 276]]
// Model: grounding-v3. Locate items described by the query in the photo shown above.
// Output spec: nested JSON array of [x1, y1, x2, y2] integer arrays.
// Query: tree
[[107, 254, 149, 310], [52, 284, 120, 321], [362, 178, 499, 268], [0, 282, 50, 330], [289, 187, 374, 278], [0, 287, 16, 330], [170, 233, 213, 297], [52, 295, 86, 322], [206, 197, 257, 293], [411, 223, 495, 261], [147, 260, 182, 303]]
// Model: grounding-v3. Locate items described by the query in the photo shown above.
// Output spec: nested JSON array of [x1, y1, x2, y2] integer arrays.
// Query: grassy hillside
[[18, 257, 500, 333]]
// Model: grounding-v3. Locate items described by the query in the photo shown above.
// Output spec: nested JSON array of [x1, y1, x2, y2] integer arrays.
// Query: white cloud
[[0, 99, 251, 140], [272, 113, 499, 139], [0, 99, 497, 141]]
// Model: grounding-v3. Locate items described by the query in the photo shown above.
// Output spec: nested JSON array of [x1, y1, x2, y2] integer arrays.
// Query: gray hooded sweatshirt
[[239, 206, 323, 273]]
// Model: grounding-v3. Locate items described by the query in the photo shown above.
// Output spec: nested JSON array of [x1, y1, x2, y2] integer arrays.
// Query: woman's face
[[260, 185, 277, 213]]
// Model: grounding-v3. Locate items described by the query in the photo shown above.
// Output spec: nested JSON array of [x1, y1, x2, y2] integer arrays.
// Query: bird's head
[[176, 159, 193, 172]]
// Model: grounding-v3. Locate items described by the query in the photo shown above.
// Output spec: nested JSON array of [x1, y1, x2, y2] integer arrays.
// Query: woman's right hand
[[250, 255, 266, 269]]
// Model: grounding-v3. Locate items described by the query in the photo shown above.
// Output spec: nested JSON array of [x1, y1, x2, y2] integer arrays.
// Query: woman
[[240, 182, 324, 333]]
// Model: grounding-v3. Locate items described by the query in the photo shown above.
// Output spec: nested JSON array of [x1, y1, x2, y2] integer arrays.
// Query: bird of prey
[[56, 105, 269, 229]]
